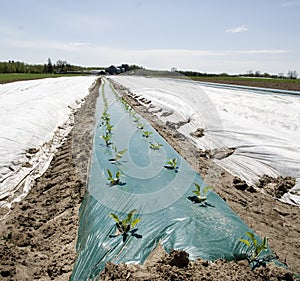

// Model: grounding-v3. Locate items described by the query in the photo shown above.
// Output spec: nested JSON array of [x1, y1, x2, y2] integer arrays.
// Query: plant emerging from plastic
[[239, 232, 269, 264], [150, 142, 163, 150], [109, 146, 127, 162], [100, 108, 114, 145], [191, 183, 213, 205], [164, 158, 178, 170], [109, 209, 142, 242], [137, 122, 145, 130], [101, 132, 112, 146], [119, 97, 132, 112], [106, 122, 114, 134], [142, 131, 153, 138], [107, 169, 122, 186], [101, 111, 110, 123], [133, 116, 140, 122], [101, 80, 109, 110]]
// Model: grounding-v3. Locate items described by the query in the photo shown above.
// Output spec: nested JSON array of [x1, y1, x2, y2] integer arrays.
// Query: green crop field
[[0, 73, 84, 84]]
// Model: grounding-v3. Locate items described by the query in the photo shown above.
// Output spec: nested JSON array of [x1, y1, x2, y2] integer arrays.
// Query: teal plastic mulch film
[[71, 78, 274, 281]]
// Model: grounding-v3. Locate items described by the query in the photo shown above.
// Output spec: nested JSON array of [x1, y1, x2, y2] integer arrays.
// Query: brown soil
[[0, 77, 299, 281], [99, 245, 295, 281], [190, 78, 300, 92]]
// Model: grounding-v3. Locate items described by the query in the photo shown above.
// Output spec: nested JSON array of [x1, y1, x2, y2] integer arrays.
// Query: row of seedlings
[[100, 80, 272, 267]]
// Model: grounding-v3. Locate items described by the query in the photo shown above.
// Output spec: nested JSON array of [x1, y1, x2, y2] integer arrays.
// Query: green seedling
[[239, 232, 269, 262], [106, 122, 114, 133], [99, 111, 110, 127], [115, 148, 127, 161], [133, 116, 140, 122], [110, 209, 141, 236], [137, 123, 145, 130], [164, 158, 178, 170], [150, 142, 163, 150], [109, 209, 142, 242], [110, 146, 127, 162], [192, 183, 213, 204], [107, 169, 121, 186], [128, 108, 135, 115], [101, 132, 112, 146], [124, 103, 132, 112], [101, 111, 110, 123], [142, 131, 153, 138]]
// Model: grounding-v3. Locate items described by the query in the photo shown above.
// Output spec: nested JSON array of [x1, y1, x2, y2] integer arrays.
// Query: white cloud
[[225, 25, 248, 33], [236, 49, 288, 54], [1, 38, 289, 60], [69, 42, 90, 47], [0, 37, 296, 75]]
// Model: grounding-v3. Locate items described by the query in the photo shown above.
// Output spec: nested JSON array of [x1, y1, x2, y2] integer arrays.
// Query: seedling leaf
[[164, 158, 178, 169], [137, 123, 145, 129], [191, 183, 213, 204], [109, 209, 141, 240], [246, 232, 257, 247], [142, 131, 153, 138], [124, 209, 137, 224], [239, 232, 269, 262], [239, 239, 251, 247], [106, 169, 121, 185], [116, 171, 121, 179], [131, 217, 141, 228], [194, 183, 201, 192], [115, 149, 127, 161], [203, 186, 213, 195], [110, 213, 120, 223], [192, 190, 200, 197], [107, 169, 113, 179], [150, 142, 163, 150]]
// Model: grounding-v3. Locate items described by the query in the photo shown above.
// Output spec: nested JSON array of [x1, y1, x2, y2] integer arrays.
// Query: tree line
[[1, 59, 298, 79], [0, 59, 84, 74], [177, 69, 298, 79], [0, 59, 145, 75]]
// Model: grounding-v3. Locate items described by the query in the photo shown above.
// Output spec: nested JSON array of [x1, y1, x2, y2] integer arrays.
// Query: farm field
[[0, 76, 299, 280], [189, 76, 300, 91], [0, 76, 96, 211], [0, 73, 84, 84]]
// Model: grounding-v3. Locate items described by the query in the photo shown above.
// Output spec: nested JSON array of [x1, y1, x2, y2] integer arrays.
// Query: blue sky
[[0, 0, 299, 74]]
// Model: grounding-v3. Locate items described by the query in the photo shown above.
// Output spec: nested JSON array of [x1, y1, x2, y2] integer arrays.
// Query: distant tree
[[220, 72, 229, 77], [47, 58, 53, 73], [255, 70, 261, 77], [0, 59, 80, 74], [246, 70, 254, 77], [287, 70, 297, 79], [262, 72, 270, 78], [120, 64, 129, 72], [128, 64, 144, 71], [55, 60, 65, 73]]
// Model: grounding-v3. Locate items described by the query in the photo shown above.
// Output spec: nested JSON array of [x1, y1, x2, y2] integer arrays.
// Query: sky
[[0, 0, 300, 75]]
